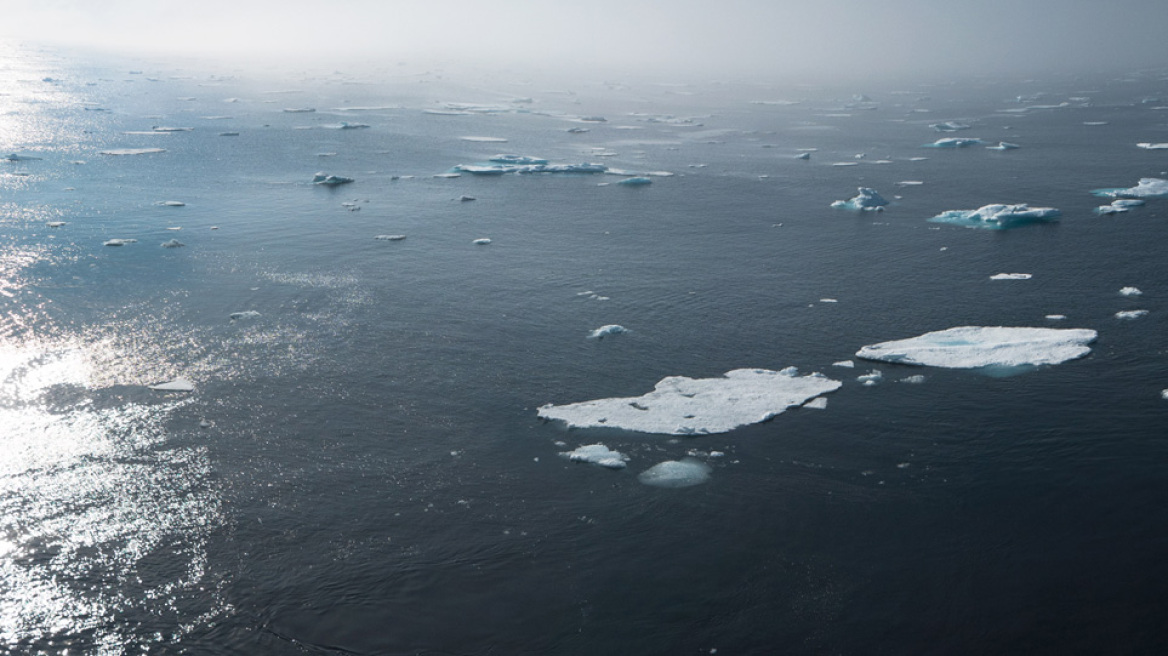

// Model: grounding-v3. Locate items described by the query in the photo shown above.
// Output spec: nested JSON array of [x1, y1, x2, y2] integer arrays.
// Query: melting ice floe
[[1115, 310, 1148, 320], [537, 368, 842, 435], [831, 187, 888, 211], [923, 137, 985, 148], [929, 204, 1060, 230], [1096, 199, 1145, 214], [161, 239, 184, 248], [453, 162, 608, 175], [617, 176, 652, 186], [856, 326, 1098, 370], [375, 234, 406, 241], [103, 238, 137, 246], [638, 459, 712, 488], [588, 325, 629, 340], [1092, 178, 1168, 199], [560, 444, 628, 469]]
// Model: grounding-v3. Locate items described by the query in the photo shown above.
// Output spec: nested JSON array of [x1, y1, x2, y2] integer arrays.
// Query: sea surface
[[1, 42, 1166, 654]]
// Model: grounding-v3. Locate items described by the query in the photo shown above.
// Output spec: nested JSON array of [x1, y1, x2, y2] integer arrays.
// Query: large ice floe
[[638, 459, 712, 488], [856, 326, 1097, 371], [537, 367, 841, 435], [1092, 178, 1168, 199], [923, 137, 985, 148], [831, 187, 888, 211], [928, 204, 1060, 230]]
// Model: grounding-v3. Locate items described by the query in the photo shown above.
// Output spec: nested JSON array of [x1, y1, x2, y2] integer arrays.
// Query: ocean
[[1, 42, 1166, 654]]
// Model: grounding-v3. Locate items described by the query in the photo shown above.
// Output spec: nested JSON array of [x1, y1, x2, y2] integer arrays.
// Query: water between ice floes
[[1, 44, 1166, 654]]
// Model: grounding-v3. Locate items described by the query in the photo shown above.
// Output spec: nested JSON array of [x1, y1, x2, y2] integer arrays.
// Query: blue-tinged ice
[[831, 187, 888, 211], [588, 325, 629, 340], [856, 326, 1098, 370], [922, 137, 985, 148], [986, 141, 1021, 150], [617, 176, 652, 186], [1092, 178, 1168, 199], [560, 444, 628, 469], [928, 204, 1060, 230], [1096, 198, 1145, 214], [313, 172, 354, 186], [538, 368, 842, 435], [638, 459, 711, 488]]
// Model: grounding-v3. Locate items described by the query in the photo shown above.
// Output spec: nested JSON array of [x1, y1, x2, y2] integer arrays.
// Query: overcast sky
[[3, 0, 1168, 80]]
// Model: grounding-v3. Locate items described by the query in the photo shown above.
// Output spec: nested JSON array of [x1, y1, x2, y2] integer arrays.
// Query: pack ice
[[1092, 178, 1168, 199], [831, 187, 888, 211], [537, 368, 842, 435], [856, 326, 1097, 369], [929, 204, 1060, 230]]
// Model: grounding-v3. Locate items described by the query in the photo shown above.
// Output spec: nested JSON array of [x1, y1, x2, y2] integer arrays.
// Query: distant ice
[[460, 136, 508, 143], [588, 325, 629, 340], [923, 138, 985, 148], [229, 311, 261, 321], [4, 153, 42, 161], [795, 152, 811, 160], [375, 234, 406, 241], [831, 187, 888, 211], [931, 121, 971, 132], [100, 148, 165, 156], [148, 378, 195, 392], [857, 326, 1098, 369], [47, 221, 66, 228], [283, 107, 315, 113], [313, 172, 354, 186], [896, 181, 924, 187], [151, 126, 192, 132], [537, 368, 842, 435], [929, 204, 1060, 230], [1092, 178, 1168, 199], [560, 444, 628, 469], [899, 375, 927, 384], [454, 162, 608, 175], [1115, 310, 1148, 320], [1096, 198, 1146, 214], [161, 239, 184, 248], [473, 238, 492, 245], [1046, 314, 1067, 321], [638, 459, 711, 488], [1136, 143, 1168, 150], [219, 132, 239, 137], [1120, 286, 1143, 296], [489, 155, 548, 165], [157, 200, 185, 207], [617, 176, 652, 186], [103, 238, 137, 246], [986, 142, 1021, 150], [833, 360, 855, 368], [1162, 389, 1168, 400], [990, 273, 1032, 280]]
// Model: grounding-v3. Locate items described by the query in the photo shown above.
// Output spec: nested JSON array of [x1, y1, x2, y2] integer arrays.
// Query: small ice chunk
[[219, 132, 240, 137], [161, 239, 184, 248], [538, 368, 843, 435], [47, 221, 66, 228], [489, 154, 548, 165], [1115, 310, 1148, 320], [1092, 178, 1168, 199], [151, 126, 192, 132], [587, 325, 630, 340], [803, 397, 828, 410], [4, 153, 42, 161], [986, 141, 1021, 150], [617, 176, 652, 186], [560, 444, 629, 469], [922, 137, 985, 148], [1136, 143, 1168, 150], [158, 200, 185, 206], [857, 326, 1098, 369], [1162, 389, 1168, 400], [1120, 286, 1143, 296], [100, 148, 166, 156], [819, 298, 839, 303], [1046, 314, 1067, 321], [313, 172, 354, 186], [638, 459, 711, 488], [795, 152, 811, 160], [230, 311, 261, 321], [375, 234, 406, 241], [459, 136, 508, 143], [832, 360, 855, 368], [990, 273, 1032, 280], [103, 238, 137, 246], [149, 377, 195, 391], [459, 195, 476, 202], [899, 375, 927, 384], [283, 107, 316, 113], [931, 121, 971, 132], [831, 187, 888, 211], [929, 204, 1060, 230], [896, 180, 924, 187], [473, 238, 492, 245], [857, 370, 883, 386]]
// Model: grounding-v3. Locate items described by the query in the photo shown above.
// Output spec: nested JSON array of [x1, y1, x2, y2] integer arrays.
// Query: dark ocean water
[[0, 42, 1166, 654]]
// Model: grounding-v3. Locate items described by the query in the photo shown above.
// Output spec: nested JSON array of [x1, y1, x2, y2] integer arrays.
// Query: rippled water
[[0, 41, 1166, 654]]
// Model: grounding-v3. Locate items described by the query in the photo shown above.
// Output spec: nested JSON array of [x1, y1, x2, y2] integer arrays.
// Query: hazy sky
[[3, 0, 1168, 80]]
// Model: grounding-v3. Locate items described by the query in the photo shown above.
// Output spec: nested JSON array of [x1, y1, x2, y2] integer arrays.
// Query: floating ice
[[313, 172, 354, 186], [1096, 198, 1146, 214], [931, 122, 971, 132], [161, 239, 184, 248], [1046, 314, 1067, 321], [617, 176, 652, 186], [283, 107, 315, 113], [857, 370, 883, 386], [803, 397, 828, 410], [990, 273, 1032, 280], [473, 238, 492, 245], [4, 153, 42, 161], [1136, 143, 1168, 150], [460, 136, 508, 143], [537, 368, 842, 435], [987, 141, 1021, 150], [151, 126, 192, 132], [489, 154, 548, 165], [588, 325, 629, 340], [100, 148, 165, 156], [856, 326, 1098, 370], [896, 180, 924, 187], [795, 152, 811, 160], [899, 375, 927, 384], [929, 204, 1060, 230], [229, 311, 261, 321], [833, 360, 855, 368], [560, 444, 629, 469], [375, 234, 406, 241], [149, 378, 195, 392], [1092, 178, 1168, 199], [831, 187, 888, 211], [453, 162, 608, 175], [1162, 389, 1168, 400], [103, 238, 137, 246], [219, 132, 240, 137], [157, 200, 185, 207], [459, 195, 476, 202], [638, 459, 711, 488], [1115, 310, 1148, 320], [923, 137, 985, 148], [47, 221, 66, 228], [1120, 286, 1143, 296]]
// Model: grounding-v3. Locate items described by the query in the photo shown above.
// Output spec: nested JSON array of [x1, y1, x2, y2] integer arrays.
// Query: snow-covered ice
[[375, 234, 406, 241], [1096, 198, 1146, 214], [1120, 286, 1143, 296], [157, 200, 185, 207], [986, 142, 1021, 150], [1115, 310, 1148, 320], [459, 136, 508, 143], [489, 155, 548, 165], [857, 370, 883, 386], [856, 326, 1098, 370], [831, 187, 888, 211], [638, 459, 711, 488], [929, 204, 1060, 230], [538, 368, 842, 435], [931, 122, 971, 132], [454, 162, 608, 175], [588, 325, 629, 340], [832, 360, 855, 368], [1092, 178, 1168, 199], [1136, 143, 1168, 150], [103, 238, 137, 246], [560, 444, 629, 469], [990, 273, 1032, 280]]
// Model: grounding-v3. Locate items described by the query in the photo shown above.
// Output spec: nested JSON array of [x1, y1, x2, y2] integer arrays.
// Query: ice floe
[[1137, 143, 1168, 150], [795, 152, 811, 160], [833, 360, 855, 368], [1096, 198, 1145, 214], [617, 176, 652, 186], [857, 370, 883, 386], [47, 221, 66, 228], [1115, 310, 1148, 320], [229, 311, 261, 321], [4, 153, 42, 161], [100, 148, 165, 156], [923, 138, 985, 148], [149, 378, 195, 392], [560, 444, 628, 469], [588, 325, 629, 340], [157, 200, 185, 207], [151, 126, 192, 132], [473, 238, 492, 245], [856, 326, 1098, 370], [638, 459, 711, 488], [990, 273, 1032, 280], [929, 204, 1060, 230], [1092, 178, 1168, 199], [453, 162, 608, 175], [831, 187, 888, 211], [931, 121, 971, 132], [1120, 286, 1143, 296], [103, 238, 137, 246], [460, 136, 508, 143], [375, 234, 406, 241], [899, 375, 927, 384], [986, 141, 1021, 150], [537, 368, 842, 435], [161, 239, 184, 248], [313, 172, 353, 186], [283, 107, 315, 113], [803, 397, 829, 410]]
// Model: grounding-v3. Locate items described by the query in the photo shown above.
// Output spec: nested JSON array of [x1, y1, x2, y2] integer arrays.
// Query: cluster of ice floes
[[923, 137, 985, 148], [559, 444, 628, 469], [538, 368, 841, 435], [856, 326, 1098, 370], [1092, 178, 1168, 199], [929, 204, 1060, 230], [831, 187, 888, 211]]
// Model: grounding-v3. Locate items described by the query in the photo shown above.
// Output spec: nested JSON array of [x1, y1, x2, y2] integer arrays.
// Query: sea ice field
[[0, 41, 1165, 655]]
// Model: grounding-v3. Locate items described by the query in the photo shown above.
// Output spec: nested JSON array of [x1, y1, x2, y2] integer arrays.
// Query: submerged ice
[[856, 326, 1097, 370], [929, 204, 1060, 230], [537, 368, 842, 435]]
